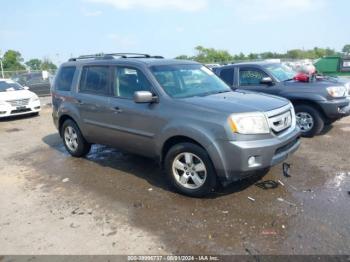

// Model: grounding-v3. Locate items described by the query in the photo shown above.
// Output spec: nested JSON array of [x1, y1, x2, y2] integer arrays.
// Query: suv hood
[[183, 91, 289, 114], [0, 89, 36, 101]]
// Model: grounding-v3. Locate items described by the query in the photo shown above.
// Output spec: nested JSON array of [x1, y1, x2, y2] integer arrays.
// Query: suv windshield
[[0, 81, 24, 92], [263, 64, 296, 82], [151, 64, 231, 98]]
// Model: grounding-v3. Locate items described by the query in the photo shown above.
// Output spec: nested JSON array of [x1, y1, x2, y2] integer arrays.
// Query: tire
[[164, 143, 217, 197], [61, 119, 91, 157], [295, 105, 324, 137], [325, 119, 336, 126]]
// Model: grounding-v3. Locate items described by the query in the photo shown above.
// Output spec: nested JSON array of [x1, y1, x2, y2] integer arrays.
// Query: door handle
[[113, 107, 123, 113], [76, 99, 84, 105]]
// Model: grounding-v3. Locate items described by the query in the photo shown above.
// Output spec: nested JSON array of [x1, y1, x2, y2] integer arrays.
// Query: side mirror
[[23, 86, 30, 90], [134, 91, 158, 103], [260, 77, 274, 86]]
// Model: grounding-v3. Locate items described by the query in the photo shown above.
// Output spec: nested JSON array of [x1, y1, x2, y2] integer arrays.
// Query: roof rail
[[68, 53, 164, 61]]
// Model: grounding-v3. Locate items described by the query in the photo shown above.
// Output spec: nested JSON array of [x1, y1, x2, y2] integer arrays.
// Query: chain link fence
[[1, 69, 57, 79]]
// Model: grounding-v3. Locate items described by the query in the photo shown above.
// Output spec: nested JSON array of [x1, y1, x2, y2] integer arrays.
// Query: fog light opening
[[248, 156, 260, 167]]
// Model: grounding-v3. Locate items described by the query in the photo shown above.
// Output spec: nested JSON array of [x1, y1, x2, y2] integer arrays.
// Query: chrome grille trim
[[6, 98, 30, 107], [269, 111, 293, 133], [265, 104, 296, 136]]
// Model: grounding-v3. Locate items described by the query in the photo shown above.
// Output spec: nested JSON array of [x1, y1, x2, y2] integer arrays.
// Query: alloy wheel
[[296, 112, 314, 132], [172, 152, 207, 190], [64, 126, 79, 152]]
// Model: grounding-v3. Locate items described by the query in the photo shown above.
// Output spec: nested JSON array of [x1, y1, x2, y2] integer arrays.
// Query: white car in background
[[0, 79, 41, 118]]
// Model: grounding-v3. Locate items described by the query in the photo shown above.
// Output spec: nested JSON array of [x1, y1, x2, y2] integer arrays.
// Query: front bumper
[[318, 98, 350, 119], [0, 100, 41, 118], [208, 127, 301, 186]]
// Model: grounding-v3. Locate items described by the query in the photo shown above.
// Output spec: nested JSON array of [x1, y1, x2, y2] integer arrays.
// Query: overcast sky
[[1, 0, 349, 64]]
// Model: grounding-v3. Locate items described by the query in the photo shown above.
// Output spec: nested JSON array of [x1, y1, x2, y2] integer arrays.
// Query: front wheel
[[164, 143, 217, 197], [295, 105, 324, 137]]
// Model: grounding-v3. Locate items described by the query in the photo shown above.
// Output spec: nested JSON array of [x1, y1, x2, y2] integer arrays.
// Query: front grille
[[11, 108, 31, 114], [6, 99, 30, 107], [266, 105, 294, 135]]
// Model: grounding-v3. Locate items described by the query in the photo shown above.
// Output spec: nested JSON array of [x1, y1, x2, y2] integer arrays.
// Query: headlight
[[31, 96, 40, 102], [228, 112, 270, 134], [327, 86, 347, 98]]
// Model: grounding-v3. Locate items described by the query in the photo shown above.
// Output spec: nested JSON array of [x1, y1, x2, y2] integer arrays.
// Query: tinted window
[[113, 67, 152, 99], [80, 66, 110, 95], [239, 68, 268, 86], [220, 68, 234, 86], [55, 67, 76, 91]]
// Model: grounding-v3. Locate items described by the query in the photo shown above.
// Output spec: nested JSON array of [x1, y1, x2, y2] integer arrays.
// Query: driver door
[[237, 67, 276, 95]]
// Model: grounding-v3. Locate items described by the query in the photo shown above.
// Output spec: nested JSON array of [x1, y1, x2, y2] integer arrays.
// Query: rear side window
[[55, 67, 76, 91], [80, 66, 110, 96], [220, 68, 234, 86]]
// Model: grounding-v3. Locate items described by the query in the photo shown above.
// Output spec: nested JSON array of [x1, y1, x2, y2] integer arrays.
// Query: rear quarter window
[[55, 67, 76, 91], [219, 68, 234, 86]]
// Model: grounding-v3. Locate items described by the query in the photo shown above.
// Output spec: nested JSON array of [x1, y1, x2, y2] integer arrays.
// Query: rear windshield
[[0, 81, 24, 92]]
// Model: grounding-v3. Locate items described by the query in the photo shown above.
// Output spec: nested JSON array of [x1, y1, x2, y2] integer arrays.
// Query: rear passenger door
[[107, 66, 161, 157], [75, 65, 113, 145]]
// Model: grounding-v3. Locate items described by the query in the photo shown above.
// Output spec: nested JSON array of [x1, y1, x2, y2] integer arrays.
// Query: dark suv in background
[[13, 72, 52, 96], [52, 53, 300, 197], [213, 62, 350, 137]]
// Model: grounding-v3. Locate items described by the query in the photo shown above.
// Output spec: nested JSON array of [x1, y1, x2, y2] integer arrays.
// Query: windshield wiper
[[200, 90, 231, 97], [283, 78, 295, 82]]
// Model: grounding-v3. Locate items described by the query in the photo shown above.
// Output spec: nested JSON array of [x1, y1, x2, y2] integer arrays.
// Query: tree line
[[1, 45, 350, 71], [0, 50, 57, 72], [176, 45, 350, 64]]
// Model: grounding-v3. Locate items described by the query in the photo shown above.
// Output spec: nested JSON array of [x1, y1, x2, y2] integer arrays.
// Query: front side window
[[239, 68, 268, 86], [55, 67, 76, 91], [80, 66, 110, 95], [113, 67, 152, 99], [151, 64, 230, 98]]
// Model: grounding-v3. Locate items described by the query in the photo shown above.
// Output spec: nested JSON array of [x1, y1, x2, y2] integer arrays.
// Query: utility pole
[[0, 51, 4, 78]]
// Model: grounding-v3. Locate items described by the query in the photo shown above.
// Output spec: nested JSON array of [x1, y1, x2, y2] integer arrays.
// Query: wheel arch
[[58, 114, 79, 137], [160, 136, 206, 166], [291, 99, 327, 120]]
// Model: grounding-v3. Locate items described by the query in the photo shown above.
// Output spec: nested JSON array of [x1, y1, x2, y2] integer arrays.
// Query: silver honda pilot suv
[[52, 53, 301, 197]]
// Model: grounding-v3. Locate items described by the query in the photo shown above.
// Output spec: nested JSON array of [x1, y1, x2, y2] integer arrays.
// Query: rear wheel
[[295, 105, 324, 137], [61, 119, 91, 157], [164, 143, 217, 197]]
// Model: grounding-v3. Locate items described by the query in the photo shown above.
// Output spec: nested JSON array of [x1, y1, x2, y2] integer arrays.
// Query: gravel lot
[[0, 98, 350, 255]]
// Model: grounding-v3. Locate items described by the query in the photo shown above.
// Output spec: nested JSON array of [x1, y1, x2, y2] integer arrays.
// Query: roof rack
[[68, 53, 164, 61]]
